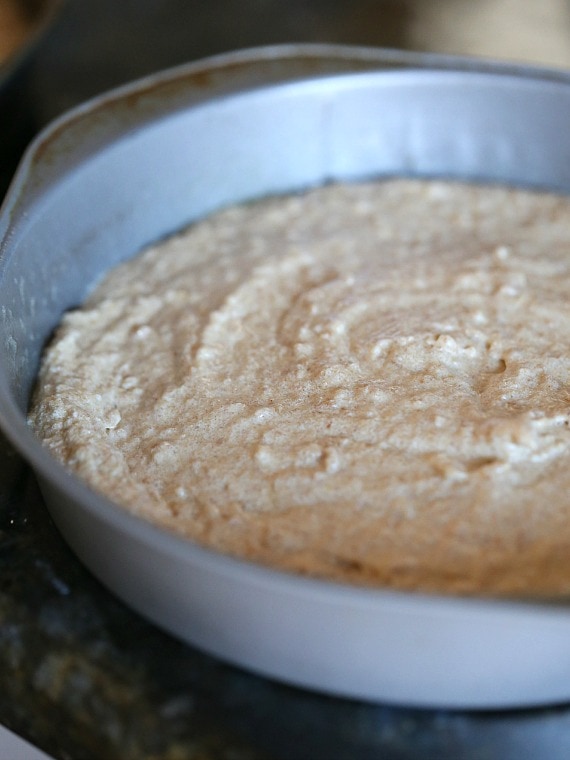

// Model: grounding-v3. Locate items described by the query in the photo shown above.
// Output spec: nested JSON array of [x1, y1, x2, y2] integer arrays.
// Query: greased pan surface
[[2, 45, 570, 709]]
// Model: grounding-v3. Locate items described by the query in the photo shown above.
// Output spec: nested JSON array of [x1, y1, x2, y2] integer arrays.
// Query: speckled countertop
[[3, 2, 570, 758]]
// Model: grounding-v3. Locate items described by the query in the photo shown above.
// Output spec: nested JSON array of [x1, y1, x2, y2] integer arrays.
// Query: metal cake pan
[[2, 44, 570, 710]]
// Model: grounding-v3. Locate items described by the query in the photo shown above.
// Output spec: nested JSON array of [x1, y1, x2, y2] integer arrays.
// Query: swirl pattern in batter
[[29, 179, 570, 596]]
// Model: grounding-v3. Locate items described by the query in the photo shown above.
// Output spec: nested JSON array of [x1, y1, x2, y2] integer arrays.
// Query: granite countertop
[[2, 2, 570, 758]]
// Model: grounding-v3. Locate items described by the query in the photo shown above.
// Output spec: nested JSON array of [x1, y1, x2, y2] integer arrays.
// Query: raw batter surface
[[29, 179, 570, 596]]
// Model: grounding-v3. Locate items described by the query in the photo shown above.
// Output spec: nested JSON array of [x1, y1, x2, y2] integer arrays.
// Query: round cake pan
[[2, 44, 570, 710]]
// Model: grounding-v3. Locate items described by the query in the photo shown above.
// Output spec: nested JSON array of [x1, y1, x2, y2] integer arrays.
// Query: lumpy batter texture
[[29, 180, 570, 596]]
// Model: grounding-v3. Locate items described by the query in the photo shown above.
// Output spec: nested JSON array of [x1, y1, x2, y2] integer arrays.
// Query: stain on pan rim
[[5, 41, 570, 226]]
